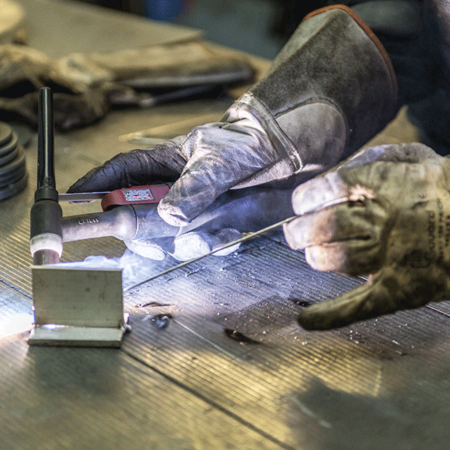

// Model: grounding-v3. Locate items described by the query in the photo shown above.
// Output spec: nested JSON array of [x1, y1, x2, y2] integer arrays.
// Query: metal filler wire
[[124, 215, 297, 292], [124, 193, 354, 292]]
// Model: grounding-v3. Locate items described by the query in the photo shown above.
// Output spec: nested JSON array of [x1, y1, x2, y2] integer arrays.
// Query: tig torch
[[30, 87, 294, 266], [30, 88, 63, 265]]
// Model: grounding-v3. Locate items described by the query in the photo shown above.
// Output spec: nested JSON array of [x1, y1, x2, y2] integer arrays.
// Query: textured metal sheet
[[0, 283, 284, 450], [121, 243, 450, 449], [120, 238, 450, 449], [4, 117, 450, 447], [2, 2, 450, 447]]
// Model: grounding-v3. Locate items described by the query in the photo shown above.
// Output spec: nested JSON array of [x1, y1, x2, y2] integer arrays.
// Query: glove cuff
[[249, 5, 398, 159], [228, 93, 347, 187]]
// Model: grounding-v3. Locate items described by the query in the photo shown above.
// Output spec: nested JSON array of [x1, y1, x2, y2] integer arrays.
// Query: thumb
[[298, 268, 407, 330]]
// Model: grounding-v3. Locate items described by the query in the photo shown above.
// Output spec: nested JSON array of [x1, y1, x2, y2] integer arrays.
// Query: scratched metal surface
[[4, 210, 450, 450], [119, 240, 450, 450], [0, 288, 284, 450], [3, 1, 450, 449]]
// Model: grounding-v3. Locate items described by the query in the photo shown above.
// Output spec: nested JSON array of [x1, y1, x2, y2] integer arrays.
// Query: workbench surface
[[2, 1, 450, 449]]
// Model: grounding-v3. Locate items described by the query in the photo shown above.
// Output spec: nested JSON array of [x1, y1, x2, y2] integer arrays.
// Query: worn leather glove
[[0, 41, 253, 130], [69, 6, 397, 230], [284, 143, 450, 330]]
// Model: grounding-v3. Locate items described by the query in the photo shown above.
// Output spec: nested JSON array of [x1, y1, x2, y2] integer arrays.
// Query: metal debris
[[224, 328, 260, 344], [291, 299, 312, 307], [151, 314, 173, 329]]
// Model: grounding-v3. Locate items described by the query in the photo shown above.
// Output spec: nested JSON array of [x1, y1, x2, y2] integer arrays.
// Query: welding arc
[[124, 215, 296, 292], [0, 122, 28, 201]]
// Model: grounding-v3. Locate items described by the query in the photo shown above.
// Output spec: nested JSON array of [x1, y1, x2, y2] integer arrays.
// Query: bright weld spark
[[0, 313, 33, 338], [124, 215, 297, 292]]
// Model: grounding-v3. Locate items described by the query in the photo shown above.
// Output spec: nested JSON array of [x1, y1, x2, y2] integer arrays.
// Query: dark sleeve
[[349, 0, 441, 106]]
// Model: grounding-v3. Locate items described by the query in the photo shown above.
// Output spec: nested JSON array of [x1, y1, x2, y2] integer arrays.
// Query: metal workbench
[[2, 1, 450, 449]]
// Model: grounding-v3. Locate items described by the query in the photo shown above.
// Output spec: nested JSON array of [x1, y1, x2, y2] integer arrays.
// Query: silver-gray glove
[[123, 186, 295, 261], [69, 6, 397, 231]]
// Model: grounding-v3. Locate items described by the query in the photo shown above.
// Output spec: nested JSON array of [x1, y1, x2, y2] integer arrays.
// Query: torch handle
[[35, 87, 57, 201], [30, 87, 63, 264]]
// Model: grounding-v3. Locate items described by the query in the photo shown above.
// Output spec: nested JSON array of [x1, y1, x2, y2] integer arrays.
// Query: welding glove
[[283, 143, 450, 330], [124, 227, 243, 261], [69, 5, 398, 232], [0, 42, 253, 130], [124, 186, 295, 261]]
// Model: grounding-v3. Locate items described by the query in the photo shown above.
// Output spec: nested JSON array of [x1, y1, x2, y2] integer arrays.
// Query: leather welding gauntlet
[[0, 41, 254, 130], [283, 143, 450, 330], [68, 5, 398, 229]]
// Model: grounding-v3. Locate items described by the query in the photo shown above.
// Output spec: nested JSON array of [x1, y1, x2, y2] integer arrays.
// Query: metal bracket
[[29, 266, 128, 347]]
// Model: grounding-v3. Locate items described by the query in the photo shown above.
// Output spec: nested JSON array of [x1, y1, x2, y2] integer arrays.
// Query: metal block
[[29, 266, 128, 347]]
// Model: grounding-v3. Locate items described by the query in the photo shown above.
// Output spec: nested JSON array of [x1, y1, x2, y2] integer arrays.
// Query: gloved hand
[[283, 143, 450, 330], [69, 5, 397, 232], [123, 186, 295, 261]]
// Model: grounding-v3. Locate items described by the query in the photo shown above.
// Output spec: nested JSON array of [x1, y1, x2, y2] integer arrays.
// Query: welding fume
[[32, 3, 450, 331]]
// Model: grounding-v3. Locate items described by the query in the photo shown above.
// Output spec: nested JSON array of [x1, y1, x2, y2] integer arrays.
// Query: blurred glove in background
[[0, 41, 254, 130]]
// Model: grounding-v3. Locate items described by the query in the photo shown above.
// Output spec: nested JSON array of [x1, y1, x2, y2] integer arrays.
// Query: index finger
[[291, 172, 349, 215], [291, 166, 382, 216]]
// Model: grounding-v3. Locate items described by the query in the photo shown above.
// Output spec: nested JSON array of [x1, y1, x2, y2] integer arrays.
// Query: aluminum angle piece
[[29, 266, 128, 348]]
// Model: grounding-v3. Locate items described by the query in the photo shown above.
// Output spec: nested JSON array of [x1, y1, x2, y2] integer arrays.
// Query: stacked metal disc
[[0, 122, 28, 201]]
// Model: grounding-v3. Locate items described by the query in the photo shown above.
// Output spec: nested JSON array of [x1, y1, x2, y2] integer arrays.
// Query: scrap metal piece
[[151, 314, 172, 329], [224, 329, 260, 344], [29, 266, 128, 347]]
